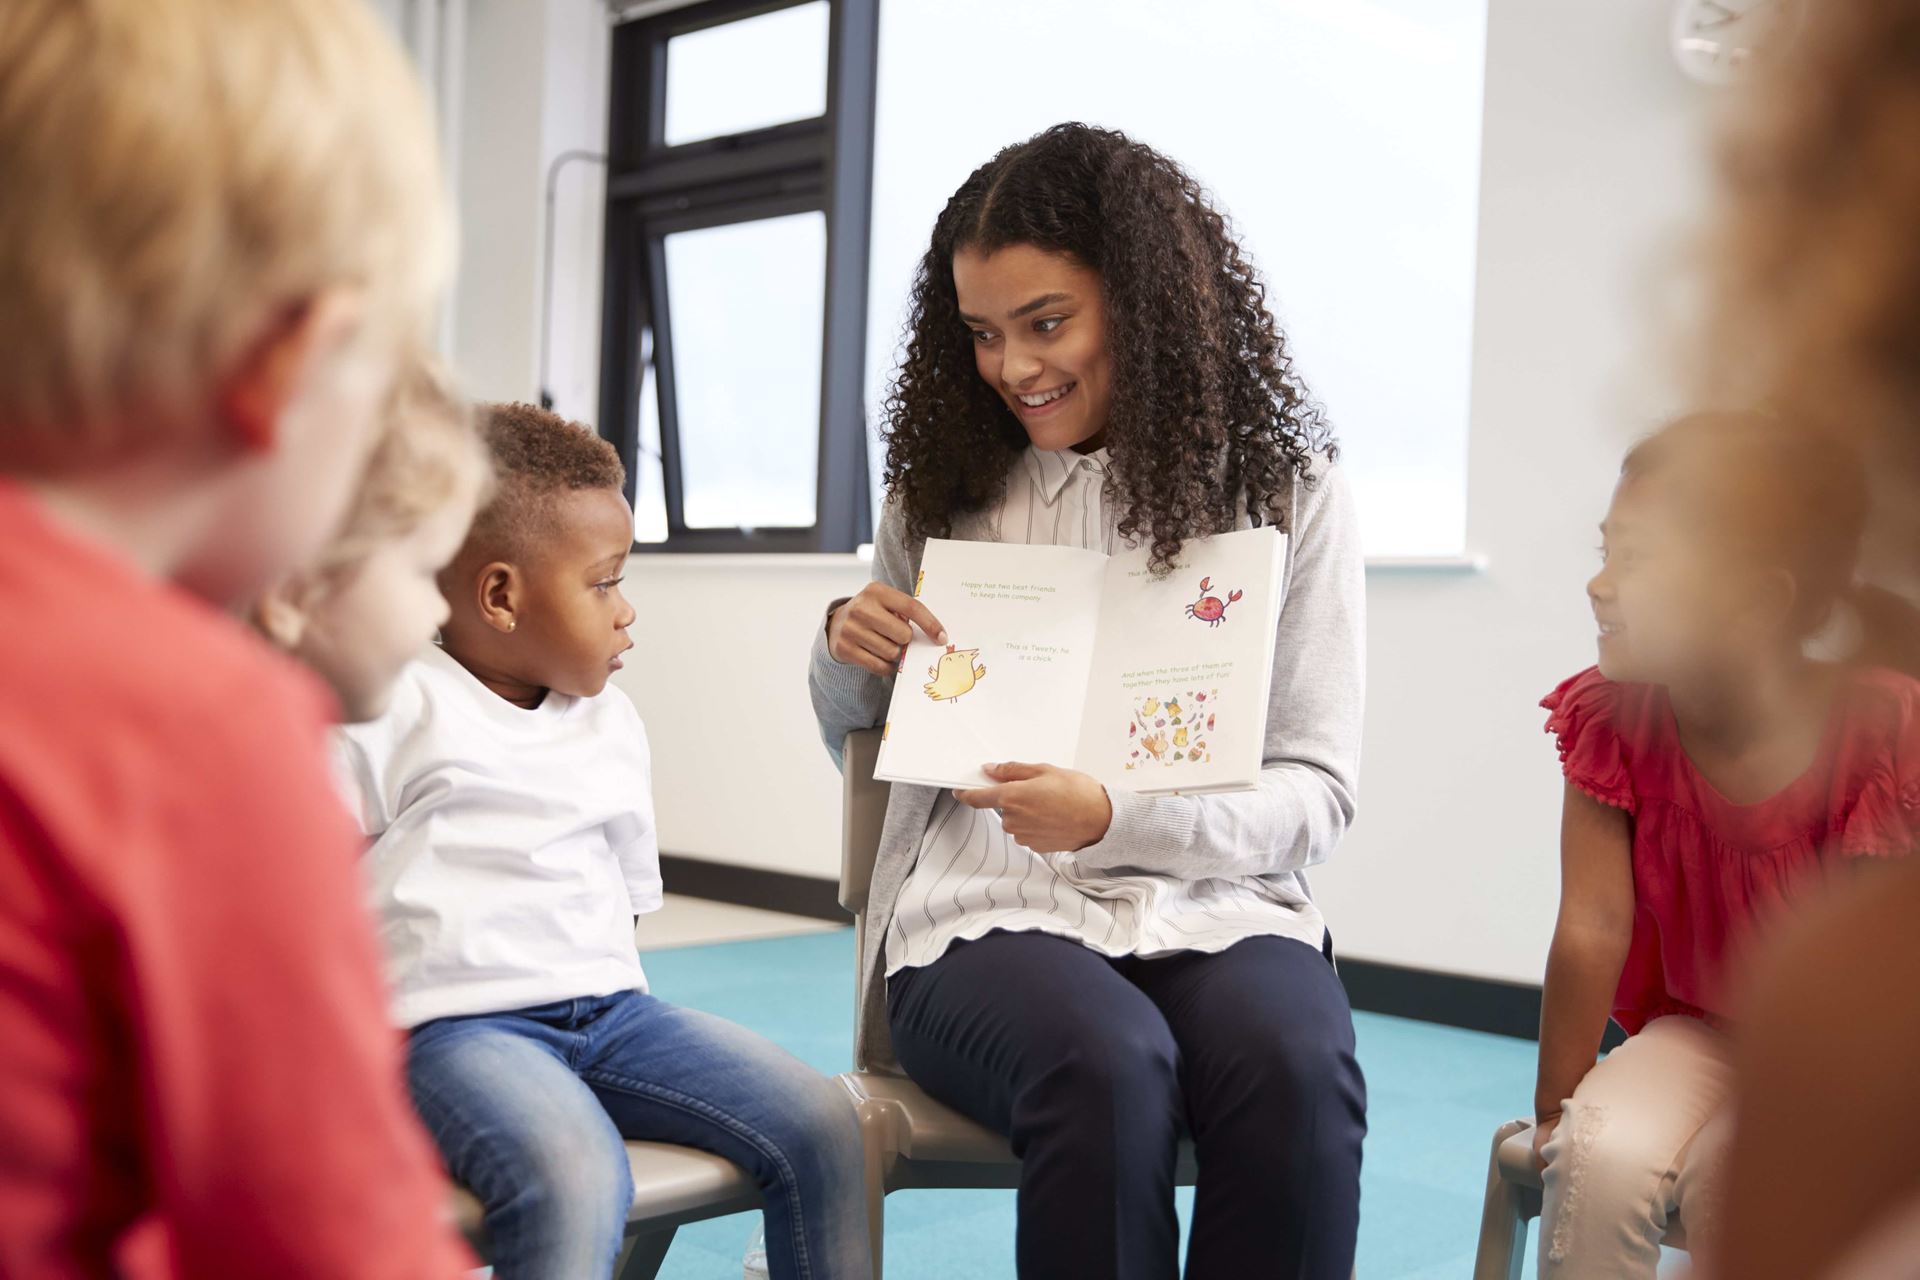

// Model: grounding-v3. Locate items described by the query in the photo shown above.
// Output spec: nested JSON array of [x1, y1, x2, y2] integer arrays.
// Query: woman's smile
[[1011, 382, 1077, 417]]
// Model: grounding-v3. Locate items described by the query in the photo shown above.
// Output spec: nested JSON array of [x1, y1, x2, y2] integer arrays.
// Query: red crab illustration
[[1185, 577, 1243, 627]]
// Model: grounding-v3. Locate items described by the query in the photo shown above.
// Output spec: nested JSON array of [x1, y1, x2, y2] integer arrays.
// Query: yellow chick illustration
[[1141, 697, 1160, 716], [1174, 727, 1189, 748], [924, 645, 987, 703]]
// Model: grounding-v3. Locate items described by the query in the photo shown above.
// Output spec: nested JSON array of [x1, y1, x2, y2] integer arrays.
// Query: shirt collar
[[1020, 445, 1109, 505]]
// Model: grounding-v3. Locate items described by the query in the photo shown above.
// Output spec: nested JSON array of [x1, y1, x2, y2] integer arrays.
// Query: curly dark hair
[[881, 122, 1334, 573], [464, 401, 625, 560]]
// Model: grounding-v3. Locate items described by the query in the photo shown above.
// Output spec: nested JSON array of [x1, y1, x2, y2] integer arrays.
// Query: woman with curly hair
[[808, 123, 1366, 1278]]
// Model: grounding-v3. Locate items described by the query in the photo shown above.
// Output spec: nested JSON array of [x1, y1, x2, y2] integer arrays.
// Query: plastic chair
[[436, 730, 877, 1279], [1472, 1117, 1687, 1280], [450, 1140, 761, 1279], [833, 728, 1199, 1277]]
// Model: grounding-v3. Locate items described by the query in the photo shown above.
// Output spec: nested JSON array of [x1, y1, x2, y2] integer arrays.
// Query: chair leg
[[858, 1106, 889, 1278], [866, 1170, 886, 1280], [614, 1225, 677, 1280], [1472, 1120, 1534, 1280], [842, 1089, 898, 1279]]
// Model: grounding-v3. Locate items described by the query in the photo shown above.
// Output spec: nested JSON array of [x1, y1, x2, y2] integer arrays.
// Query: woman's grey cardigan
[[807, 458, 1366, 1073]]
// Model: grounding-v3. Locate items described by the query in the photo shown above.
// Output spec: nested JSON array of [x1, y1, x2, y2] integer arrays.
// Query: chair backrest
[[839, 729, 890, 943]]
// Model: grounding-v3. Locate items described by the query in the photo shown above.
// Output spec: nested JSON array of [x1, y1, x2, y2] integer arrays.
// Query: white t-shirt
[[335, 644, 663, 1029]]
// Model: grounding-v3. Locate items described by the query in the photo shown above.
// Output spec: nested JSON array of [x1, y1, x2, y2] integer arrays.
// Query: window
[[664, 212, 827, 529], [865, 0, 1489, 558], [662, 2, 829, 146], [600, 0, 876, 553]]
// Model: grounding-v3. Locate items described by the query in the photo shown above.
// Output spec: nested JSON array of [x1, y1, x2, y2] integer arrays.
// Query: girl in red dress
[[1529, 411, 1920, 1278]]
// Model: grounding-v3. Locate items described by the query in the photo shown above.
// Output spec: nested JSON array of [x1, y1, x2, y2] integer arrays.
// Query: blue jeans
[[407, 990, 869, 1280]]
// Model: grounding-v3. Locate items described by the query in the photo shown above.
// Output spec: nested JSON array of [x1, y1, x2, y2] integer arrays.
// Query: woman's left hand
[[955, 763, 1113, 853]]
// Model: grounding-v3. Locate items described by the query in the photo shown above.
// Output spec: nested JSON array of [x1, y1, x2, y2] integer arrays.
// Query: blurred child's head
[[0, 0, 452, 602], [1702, 2, 1920, 592], [1588, 411, 1867, 686], [256, 358, 489, 721], [438, 404, 635, 701], [1703, 1, 1920, 452]]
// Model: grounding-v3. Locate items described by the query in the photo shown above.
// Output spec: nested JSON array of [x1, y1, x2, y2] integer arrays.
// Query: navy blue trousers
[[887, 930, 1366, 1280]]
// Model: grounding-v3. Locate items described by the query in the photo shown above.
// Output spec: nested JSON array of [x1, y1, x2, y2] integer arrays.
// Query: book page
[[1073, 527, 1286, 794], [874, 538, 1107, 790]]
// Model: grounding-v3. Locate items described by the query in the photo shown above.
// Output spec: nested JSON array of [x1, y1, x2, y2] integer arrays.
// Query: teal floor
[[638, 929, 1562, 1279]]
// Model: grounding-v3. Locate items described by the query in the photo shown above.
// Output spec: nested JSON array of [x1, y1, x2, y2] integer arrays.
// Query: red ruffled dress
[[1542, 665, 1920, 1033]]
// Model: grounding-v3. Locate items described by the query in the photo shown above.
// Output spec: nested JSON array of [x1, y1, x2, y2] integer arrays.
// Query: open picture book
[[873, 526, 1285, 795]]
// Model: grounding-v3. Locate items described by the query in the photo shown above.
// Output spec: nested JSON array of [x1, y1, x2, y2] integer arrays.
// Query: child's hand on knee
[[1533, 1111, 1560, 1172]]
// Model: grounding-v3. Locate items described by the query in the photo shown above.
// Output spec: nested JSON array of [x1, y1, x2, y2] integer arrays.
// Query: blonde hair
[[1699, 0, 1920, 445], [0, 0, 454, 465], [312, 355, 490, 577]]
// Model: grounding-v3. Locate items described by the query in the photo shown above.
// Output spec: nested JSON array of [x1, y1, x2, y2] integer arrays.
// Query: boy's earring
[[507, 619, 517, 633]]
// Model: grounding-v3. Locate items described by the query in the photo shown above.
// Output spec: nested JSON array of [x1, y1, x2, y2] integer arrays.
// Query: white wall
[[453, 0, 1715, 984], [865, 0, 1488, 558], [1309, 0, 1713, 982], [451, 0, 608, 406]]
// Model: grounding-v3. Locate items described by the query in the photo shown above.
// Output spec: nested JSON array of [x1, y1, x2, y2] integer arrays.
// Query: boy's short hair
[[0, 0, 452, 464], [463, 403, 627, 563]]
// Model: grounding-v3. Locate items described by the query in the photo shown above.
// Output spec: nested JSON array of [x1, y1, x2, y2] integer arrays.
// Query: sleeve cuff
[[1074, 787, 1194, 869], [811, 597, 886, 694], [822, 596, 852, 641]]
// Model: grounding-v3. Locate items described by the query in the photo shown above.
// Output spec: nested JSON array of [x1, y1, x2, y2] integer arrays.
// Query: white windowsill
[[1363, 554, 1489, 574], [626, 547, 1491, 573]]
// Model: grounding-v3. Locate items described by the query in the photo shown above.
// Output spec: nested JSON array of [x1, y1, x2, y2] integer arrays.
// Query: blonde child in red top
[[1531, 411, 1920, 1278], [0, 2, 474, 1275]]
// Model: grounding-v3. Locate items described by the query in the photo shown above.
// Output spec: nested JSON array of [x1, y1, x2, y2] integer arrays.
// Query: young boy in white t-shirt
[[335, 403, 868, 1280]]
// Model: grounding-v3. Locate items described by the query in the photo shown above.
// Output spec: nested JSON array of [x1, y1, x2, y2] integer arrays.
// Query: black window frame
[[598, 0, 877, 554]]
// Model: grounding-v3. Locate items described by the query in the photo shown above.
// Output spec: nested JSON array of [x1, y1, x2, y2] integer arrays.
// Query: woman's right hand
[[827, 582, 947, 677]]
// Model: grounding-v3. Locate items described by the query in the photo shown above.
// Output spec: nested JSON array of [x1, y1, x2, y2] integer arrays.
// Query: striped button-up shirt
[[884, 445, 1328, 975]]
